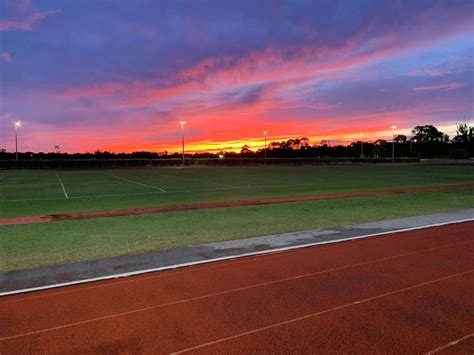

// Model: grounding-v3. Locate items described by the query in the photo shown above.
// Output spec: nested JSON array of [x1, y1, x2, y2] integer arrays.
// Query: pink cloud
[[57, 21, 469, 111], [0, 0, 61, 32], [412, 83, 465, 91], [1, 52, 11, 62]]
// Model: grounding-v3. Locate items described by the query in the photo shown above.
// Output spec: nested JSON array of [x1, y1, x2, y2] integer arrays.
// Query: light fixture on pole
[[360, 133, 364, 158], [14, 121, 21, 161], [263, 131, 268, 159], [391, 125, 397, 162], [179, 121, 186, 165]]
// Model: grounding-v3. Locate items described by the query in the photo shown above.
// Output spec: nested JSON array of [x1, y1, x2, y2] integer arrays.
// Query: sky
[[0, 0, 473, 153]]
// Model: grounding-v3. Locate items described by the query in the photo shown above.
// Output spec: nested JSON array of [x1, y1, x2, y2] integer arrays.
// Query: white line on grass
[[0, 197, 68, 203], [55, 172, 69, 199], [67, 185, 240, 199], [0, 183, 320, 202], [0, 218, 471, 297], [108, 174, 167, 193], [0, 182, 472, 203], [0, 186, 241, 202], [159, 172, 239, 189]]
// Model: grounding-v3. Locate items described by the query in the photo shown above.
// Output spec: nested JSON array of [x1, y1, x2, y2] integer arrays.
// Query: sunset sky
[[0, 0, 473, 153]]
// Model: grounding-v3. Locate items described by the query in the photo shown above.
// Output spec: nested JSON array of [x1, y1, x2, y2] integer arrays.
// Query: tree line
[[0, 123, 472, 160]]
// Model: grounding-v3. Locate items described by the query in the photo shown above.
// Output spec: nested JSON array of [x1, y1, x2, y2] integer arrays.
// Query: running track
[[0, 222, 473, 354]]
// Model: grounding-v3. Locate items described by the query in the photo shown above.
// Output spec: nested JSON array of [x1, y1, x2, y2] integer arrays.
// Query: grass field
[[0, 164, 473, 272], [0, 164, 473, 217]]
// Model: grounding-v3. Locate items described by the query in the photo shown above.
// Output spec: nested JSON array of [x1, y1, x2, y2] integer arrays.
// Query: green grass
[[0, 164, 473, 217], [0, 188, 472, 272]]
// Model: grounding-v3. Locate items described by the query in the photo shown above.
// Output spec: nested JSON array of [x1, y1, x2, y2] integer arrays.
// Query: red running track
[[0, 222, 473, 354]]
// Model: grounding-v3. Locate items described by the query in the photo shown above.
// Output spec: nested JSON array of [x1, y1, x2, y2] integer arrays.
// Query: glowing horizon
[[1, 0, 472, 154]]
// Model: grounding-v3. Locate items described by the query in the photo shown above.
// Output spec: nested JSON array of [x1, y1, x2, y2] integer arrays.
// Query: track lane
[[0, 222, 473, 354], [1, 243, 472, 341], [178, 272, 473, 354]]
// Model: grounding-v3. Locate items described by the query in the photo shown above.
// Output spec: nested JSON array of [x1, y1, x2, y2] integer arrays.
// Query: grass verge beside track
[[0, 188, 472, 272]]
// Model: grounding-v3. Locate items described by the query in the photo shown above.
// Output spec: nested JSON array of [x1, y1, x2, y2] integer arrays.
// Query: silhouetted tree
[[411, 125, 449, 143], [452, 123, 473, 145], [394, 135, 407, 144], [240, 145, 252, 155], [300, 137, 310, 147]]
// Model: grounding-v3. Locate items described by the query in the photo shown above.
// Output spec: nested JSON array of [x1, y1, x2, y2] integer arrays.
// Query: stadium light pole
[[14, 121, 20, 161], [179, 120, 186, 165], [360, 133, 364, 158], [263, 131, 268, 159], [391, 125, 397, 163]]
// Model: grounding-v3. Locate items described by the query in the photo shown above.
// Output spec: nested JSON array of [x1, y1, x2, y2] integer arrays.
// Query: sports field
[[1, 164, 473, 217], [0, 164, 473, 271]]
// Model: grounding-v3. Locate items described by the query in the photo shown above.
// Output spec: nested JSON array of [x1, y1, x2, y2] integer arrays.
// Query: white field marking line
[[0, 251, 472, 342], [55, 172, 69, 199], [0, 186, 240, 202], [71, 191, 161, 199], [0, 220, 471, 301], [70, 186, 241, 199], [159, 172, 239, 189], [171, 270, 474, 354], [69, 186, 241, 199], [1, 183, 473, 203], [108, 174, 167, 193], [425, 333, 474, 354], [240, 183, 323, 189], [0, 197, 66, 203], [2, 269, 472, 345], [3, 232, 474, 306]]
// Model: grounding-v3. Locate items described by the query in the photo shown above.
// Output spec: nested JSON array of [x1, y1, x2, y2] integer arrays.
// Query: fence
[[0, 157, 421, 169]]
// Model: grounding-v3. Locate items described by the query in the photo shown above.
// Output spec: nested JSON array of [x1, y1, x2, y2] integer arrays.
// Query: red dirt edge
[[0, 183, 473, 226]]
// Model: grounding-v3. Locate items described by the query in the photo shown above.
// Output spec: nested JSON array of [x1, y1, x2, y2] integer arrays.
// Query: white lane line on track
[[55, 172, 69, 199], [171, 270, 473, 354], [108, 174, 167, 193], [2, 232, 473, 305], [1, 268, 471, 343], [425, 333, 474, 354], [0, 218, 472, 298]]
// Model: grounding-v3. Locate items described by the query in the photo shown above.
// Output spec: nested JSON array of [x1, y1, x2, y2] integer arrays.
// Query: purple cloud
[[0, 0, 61, 31], [413, 83, 465, 91], [1, 51, 11, 62]]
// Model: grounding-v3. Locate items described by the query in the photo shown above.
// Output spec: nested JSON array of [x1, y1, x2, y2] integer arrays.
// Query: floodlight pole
[[391, 125, 397, 163], [263, 131, 268, 159], [14, 121, 20, 161], [180, 121, 186, 165]]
